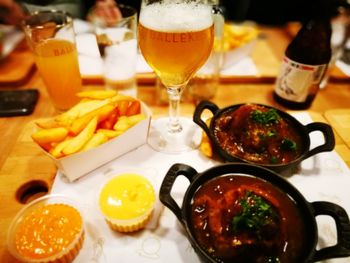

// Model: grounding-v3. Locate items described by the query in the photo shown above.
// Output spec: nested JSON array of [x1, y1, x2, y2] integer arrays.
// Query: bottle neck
[[286, 13, 332, 65]]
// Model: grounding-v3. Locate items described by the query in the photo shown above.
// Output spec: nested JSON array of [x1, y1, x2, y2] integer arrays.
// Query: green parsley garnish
[[232, 191, 278, 238], [267, 130, 277, 137], [281, 138, 297, 151], [250, 109, 281, 125], [270, 156, 278, 164]]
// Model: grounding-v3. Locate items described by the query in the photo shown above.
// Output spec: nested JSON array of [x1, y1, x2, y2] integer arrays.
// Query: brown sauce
[[190, 175, 307, 263], [213, 104, 302, 164]]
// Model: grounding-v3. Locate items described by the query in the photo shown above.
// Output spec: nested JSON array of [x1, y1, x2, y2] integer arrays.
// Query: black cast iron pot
[[159, 163, 350, 262], [193, 101, 335, 172]]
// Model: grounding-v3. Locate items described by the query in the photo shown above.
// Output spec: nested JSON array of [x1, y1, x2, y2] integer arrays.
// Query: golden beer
[[138, 3, 214, 87]]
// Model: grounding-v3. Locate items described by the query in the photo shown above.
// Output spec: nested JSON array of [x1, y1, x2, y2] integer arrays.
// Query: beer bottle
[[273, 0, 333, 109]]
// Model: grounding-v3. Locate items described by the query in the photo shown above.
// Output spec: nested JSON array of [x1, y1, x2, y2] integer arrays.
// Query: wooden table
[[0, 25, 350, 262]]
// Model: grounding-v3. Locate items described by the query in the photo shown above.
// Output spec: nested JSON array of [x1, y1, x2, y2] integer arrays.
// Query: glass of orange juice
[[22, 10, 82, 111]]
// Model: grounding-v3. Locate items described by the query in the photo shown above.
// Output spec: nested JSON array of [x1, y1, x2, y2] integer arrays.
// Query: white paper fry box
[[44, 103, 151, 182]]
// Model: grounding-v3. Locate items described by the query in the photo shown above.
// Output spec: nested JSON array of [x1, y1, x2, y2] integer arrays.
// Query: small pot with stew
[[160, 163, 350, 263], [193, 101, 335, 172]]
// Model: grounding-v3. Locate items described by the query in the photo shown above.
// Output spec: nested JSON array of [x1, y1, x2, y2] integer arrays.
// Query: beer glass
[[22, 10, 82, 111], [139, 0, 214, 153]]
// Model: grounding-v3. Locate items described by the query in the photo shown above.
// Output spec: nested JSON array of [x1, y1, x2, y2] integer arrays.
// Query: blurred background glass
[[89, 3, 138, 97]]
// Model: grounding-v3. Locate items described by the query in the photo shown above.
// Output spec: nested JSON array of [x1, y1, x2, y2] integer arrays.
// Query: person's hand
[[89, 0, 122, 25], [0, 0, 26, 25]]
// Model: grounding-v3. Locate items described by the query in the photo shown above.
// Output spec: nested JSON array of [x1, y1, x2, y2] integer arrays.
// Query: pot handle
[[193, 100, 219, 137], [311, 201, 350, 262], [159, 163, 198, 225], [303, 122, 335, 159]]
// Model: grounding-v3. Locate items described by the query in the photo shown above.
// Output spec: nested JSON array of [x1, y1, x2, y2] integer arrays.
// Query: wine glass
[[138, 0, 215, 153]]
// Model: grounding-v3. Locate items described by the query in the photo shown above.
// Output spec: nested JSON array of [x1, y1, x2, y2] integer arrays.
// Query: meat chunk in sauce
[[214, 104, 302, 164]]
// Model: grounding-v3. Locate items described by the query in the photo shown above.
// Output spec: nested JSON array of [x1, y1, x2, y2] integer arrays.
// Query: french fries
[[32, 127, 69, 145], [215, 23, 258, 52], [96, 129, 123, 139], [69, 103, 115, 135], [49, 138, 73, 158], [81, 133, 108, 152], [76, 90, 117, 100], [62, 116, 98, 155], [31, 90, 146, 158]]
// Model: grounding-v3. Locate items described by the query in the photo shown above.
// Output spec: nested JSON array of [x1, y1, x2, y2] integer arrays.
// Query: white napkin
[[76, 33, 103, 76], [136, 54, 153, 74], [76, 32, 153, 77], [336, 59, 350, 76], [334, 38, 350, 76], [0, 25, 24, 59], [220, 56, 258, 76], [73, 19, 94, 34], [51, 112, 350, 263]]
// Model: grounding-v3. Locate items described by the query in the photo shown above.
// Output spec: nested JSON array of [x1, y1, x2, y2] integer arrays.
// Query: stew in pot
[[191, 175, 307, 263], [213, 104, 302, 164]]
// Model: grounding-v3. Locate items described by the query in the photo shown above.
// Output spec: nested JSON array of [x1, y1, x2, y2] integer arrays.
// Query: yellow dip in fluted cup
[[99, 173, 155, 232]]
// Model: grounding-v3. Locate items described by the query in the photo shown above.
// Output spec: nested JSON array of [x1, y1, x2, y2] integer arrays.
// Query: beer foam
[[139, 2, 213, 32]]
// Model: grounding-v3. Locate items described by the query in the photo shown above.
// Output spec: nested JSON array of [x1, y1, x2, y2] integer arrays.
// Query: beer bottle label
[[275, 56, 327, 102]]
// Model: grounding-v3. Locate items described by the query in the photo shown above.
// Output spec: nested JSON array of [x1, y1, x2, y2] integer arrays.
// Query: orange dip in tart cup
[[7, 194, 85, 263]]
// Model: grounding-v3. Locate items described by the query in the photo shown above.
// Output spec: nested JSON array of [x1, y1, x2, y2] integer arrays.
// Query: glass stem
[[167, 85, 185, 133]]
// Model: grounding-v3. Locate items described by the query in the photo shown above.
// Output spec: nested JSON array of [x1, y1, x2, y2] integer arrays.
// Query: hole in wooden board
[[16, 180, 49, 204]]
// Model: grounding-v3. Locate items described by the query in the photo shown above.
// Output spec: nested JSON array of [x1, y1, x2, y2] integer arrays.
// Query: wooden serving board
[[330, 66, 350, 82], [137, 39, 280, 84], [0, 120, 57, 260], [324, 109, 350, 149], [310, 111, 350, 167], [0, 41, 36, 87], [234, 38, 280, 83], [83, 38, 280, 85]]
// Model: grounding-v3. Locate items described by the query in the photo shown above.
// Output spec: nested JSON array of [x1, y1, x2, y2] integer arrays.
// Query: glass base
[[147, 117, 202, 154]]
